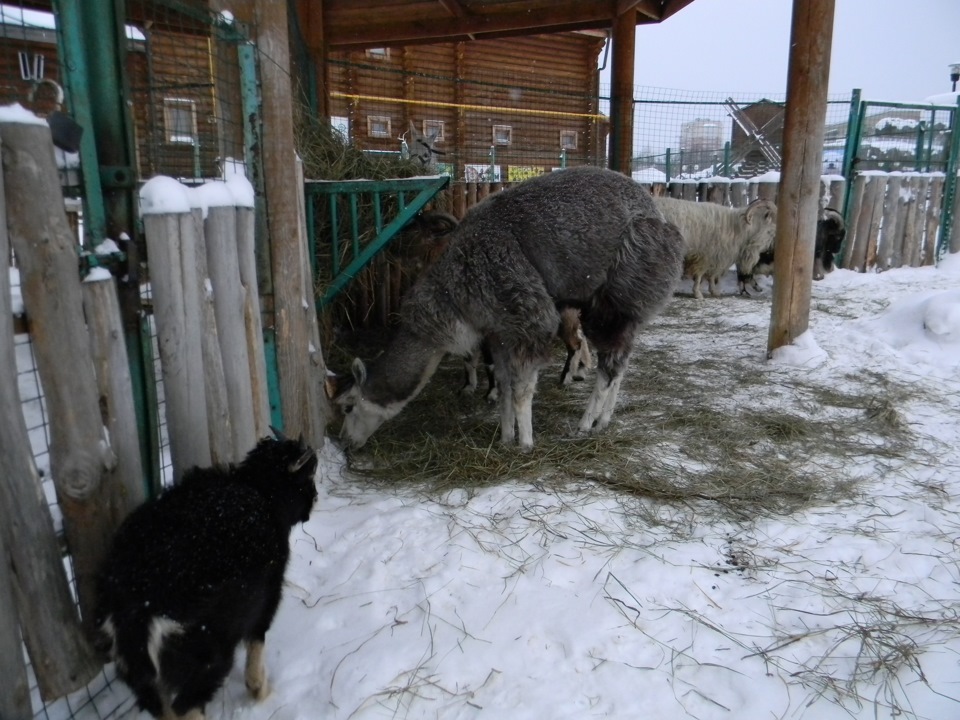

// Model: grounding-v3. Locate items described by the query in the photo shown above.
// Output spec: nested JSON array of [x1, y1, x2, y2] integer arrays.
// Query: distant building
[[679, 118, 723, 171]]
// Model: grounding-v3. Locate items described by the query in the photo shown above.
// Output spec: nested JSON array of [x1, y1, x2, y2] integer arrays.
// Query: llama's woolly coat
[[335, 166, 685, 449]]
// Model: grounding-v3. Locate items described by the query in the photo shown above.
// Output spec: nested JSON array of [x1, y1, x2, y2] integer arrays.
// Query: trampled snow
[[25, 255, 960, 720]]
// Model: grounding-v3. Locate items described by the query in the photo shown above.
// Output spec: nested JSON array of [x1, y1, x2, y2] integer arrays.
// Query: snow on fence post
[[141, 177, 212, 481], [80, 271, 147, 519], [0, 112, 103, 695], [198, 184, 257, 460], [235, 196, 271, 440]]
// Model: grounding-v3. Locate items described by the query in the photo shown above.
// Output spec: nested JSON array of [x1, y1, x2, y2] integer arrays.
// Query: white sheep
[[654, 196, 778, 299]]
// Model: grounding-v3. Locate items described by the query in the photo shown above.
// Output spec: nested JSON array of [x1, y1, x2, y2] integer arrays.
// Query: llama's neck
[[365, 331, 445, 406]]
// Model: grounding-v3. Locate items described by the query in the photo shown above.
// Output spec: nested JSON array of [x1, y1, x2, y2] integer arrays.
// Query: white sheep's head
[[326, 358, 404, 450]]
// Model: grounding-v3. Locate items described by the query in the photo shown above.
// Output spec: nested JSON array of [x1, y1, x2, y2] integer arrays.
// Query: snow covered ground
[[32, 253, 960, 720]]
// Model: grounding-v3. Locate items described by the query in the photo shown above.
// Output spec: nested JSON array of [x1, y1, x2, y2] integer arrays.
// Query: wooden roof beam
[[617, 0, 663, 21], [326, 5, 622, 50], [438, 0, 467, 17]]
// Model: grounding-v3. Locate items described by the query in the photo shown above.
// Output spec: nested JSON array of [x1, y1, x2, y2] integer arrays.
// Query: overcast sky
[[610, 0, 960, 103]]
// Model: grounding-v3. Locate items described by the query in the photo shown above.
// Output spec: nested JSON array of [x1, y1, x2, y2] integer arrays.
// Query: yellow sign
[[507, 166, 545, 182]]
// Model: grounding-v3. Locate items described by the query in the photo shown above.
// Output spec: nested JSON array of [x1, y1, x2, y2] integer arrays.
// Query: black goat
[[94, 433, 318, 720]]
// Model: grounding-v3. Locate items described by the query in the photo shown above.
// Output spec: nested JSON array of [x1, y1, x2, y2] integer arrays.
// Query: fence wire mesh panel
[[615, 85, 854, 182]]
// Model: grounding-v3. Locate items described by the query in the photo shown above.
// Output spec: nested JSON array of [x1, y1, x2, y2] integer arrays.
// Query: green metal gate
[[841, 92, 960, 263]]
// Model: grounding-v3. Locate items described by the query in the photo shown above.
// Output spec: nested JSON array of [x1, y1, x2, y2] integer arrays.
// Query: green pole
[[937, 96, 960, 263], [54, 0, 159, 496], [723, 141, 731, 177], [238, 41, 282, 430], [914, 120, 926, 172], [665, 148, 671, 184], [839, 89, 865, 266]]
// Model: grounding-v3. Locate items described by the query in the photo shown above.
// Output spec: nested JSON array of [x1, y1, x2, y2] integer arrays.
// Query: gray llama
[[330, 166, 684, 450]]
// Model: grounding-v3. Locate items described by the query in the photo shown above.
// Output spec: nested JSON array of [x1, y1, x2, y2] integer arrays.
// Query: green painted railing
[[305, 175, 451, 308]]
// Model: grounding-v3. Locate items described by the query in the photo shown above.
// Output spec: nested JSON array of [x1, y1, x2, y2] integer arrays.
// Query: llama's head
[[406, 120, 443, 170], [326, 358, 406, 449]]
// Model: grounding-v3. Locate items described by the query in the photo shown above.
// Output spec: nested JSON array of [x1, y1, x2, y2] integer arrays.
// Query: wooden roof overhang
[[301, 0, 698, 52]]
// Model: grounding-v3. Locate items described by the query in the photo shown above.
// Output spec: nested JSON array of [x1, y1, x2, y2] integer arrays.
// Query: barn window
[[560, 130, 578, 150], [365, 48, 390, 60], [367, 115, 392, 138], [423, 119, 445, 142], [163, 98, 197, 144], [492, 124, 512, 146]]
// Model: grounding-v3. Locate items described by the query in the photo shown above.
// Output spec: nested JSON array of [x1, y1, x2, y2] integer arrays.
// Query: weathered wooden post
[[0, 113, 102, 693], [140, 177, 212, 480], [0, 130, 61, 717], [187, 205, 233, 465], [768, 0, 836, 355], [200, 184, 258, 459], [235, 197, 272, 440], [923, 176, 944, 266], [877, 173, 903, 270], [81, 271, 147, 519]]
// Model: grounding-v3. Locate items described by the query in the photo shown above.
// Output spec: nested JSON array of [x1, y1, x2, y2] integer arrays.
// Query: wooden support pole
[[236, 206, 272, 440], [609, 9, 635, 175], [767, 0, 835, 355], [0, 120, 103, 692], [253, 0, 328, 446]]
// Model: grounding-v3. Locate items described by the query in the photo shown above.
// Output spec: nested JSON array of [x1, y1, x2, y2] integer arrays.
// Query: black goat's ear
[[289, 448, 314, 473], [270, 425, 289, 441]]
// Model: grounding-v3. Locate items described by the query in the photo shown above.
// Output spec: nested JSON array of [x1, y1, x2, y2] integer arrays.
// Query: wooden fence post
[[840, 174, 867, 268], [729, 180, 748, 207], [0, 130, 90, 714], [141, 179, 212, 481], [0, 118, 103, 692], [899, 176, 922, 267], [909, 176, 931, 266], [923, 176, 944, 266], [81, 274, 147, 519], [877, 173, 902, 270], [187, 207, 233, 465], [0, 524, 30, 719], [204, 198, 258, 459], [951, 180, 960, 254]]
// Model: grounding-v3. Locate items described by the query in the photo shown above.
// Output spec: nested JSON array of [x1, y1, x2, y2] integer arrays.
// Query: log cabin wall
[[326, 32, 608, 180]]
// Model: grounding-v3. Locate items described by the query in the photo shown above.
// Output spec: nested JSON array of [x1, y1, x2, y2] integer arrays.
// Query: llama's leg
[[578, 337, 634, 433], [492, 356, 516, 444], [461, 351, 479, 394], [244, 640, 270, 701], [512, 365, 540, 450], [560, 349, 575, 385]]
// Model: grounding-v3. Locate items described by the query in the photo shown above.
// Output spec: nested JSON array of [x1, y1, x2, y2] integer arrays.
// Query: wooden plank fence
[[439, 171, 957, 275], [1, 118, 282, 707]]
